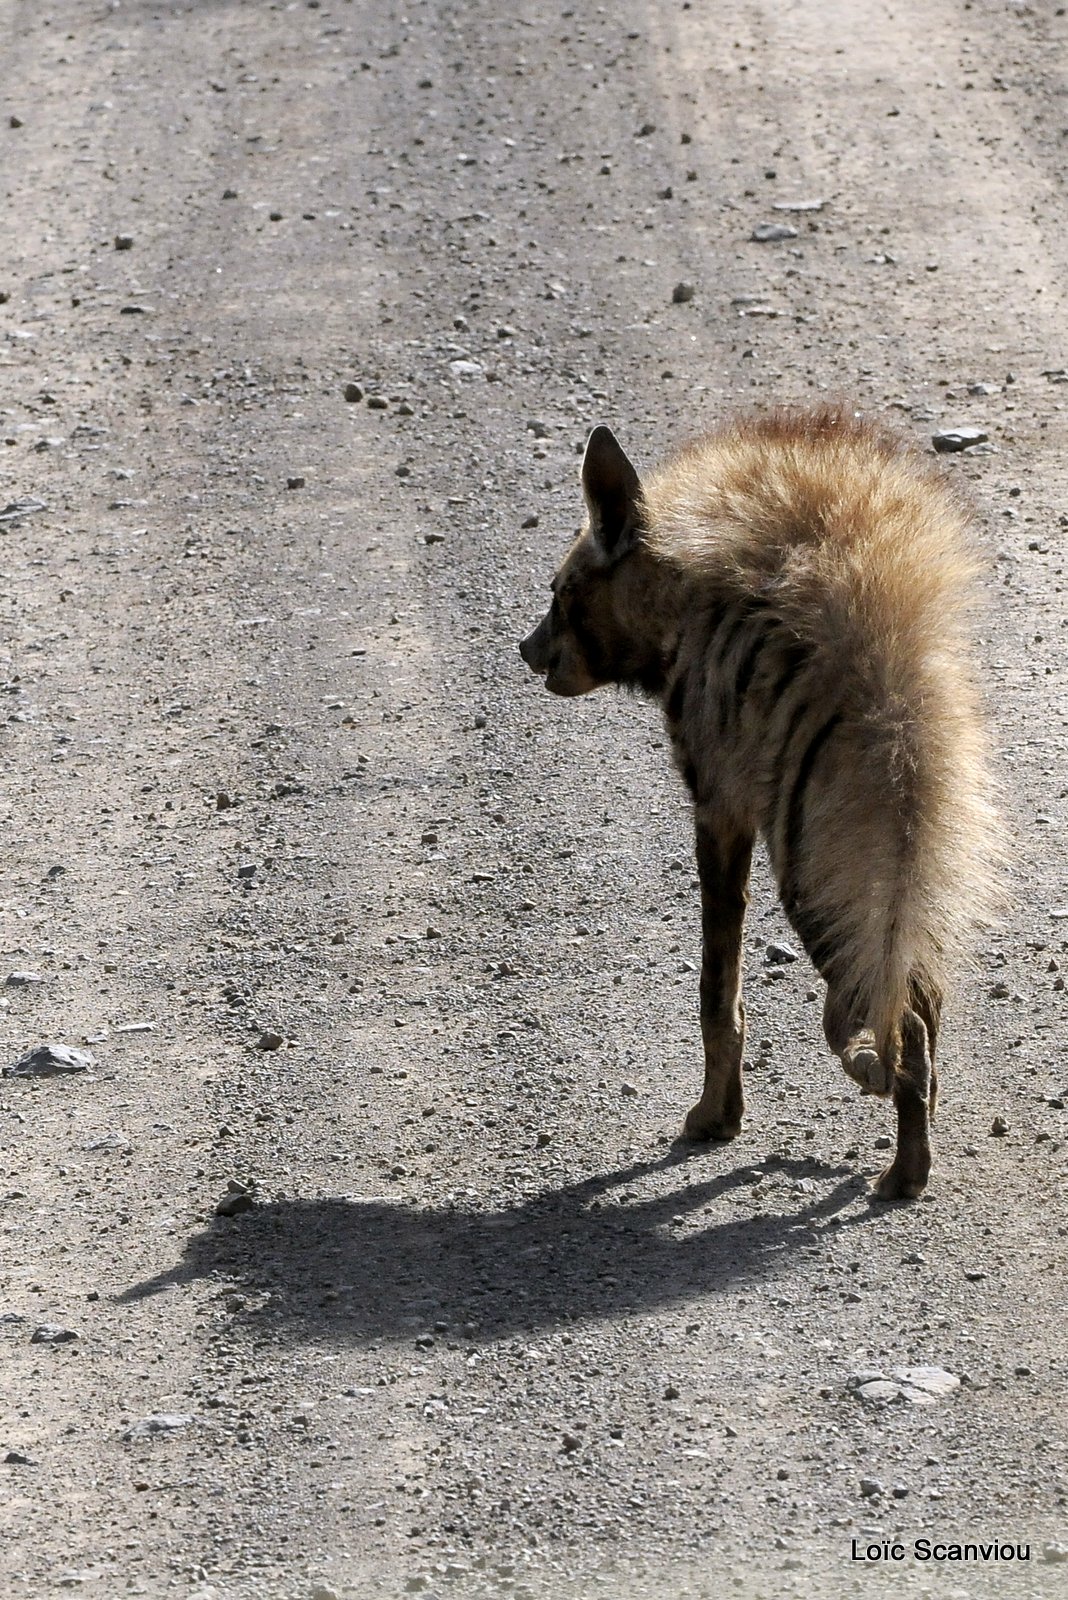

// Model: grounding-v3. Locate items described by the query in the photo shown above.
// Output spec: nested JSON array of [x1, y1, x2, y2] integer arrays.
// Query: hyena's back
[[642, 409, 998, 1061]]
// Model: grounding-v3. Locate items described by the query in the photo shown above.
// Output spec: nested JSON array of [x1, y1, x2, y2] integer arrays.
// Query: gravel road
[[2, 1, 1067, 1596]]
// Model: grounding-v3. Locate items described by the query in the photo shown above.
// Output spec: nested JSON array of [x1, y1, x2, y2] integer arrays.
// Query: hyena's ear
[[581, 425, 642, 559]]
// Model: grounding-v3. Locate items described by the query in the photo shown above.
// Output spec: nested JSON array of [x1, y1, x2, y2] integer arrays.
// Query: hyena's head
[[520, 426, 664, 697]]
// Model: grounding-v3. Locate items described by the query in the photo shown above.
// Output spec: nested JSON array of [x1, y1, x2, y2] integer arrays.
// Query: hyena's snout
[[519, 613, 552, 675]]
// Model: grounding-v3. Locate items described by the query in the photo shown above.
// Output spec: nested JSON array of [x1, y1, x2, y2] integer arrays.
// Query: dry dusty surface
[[1, 0, 1068, 1596]]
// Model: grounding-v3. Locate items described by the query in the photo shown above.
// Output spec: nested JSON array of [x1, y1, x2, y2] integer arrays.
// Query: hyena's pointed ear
[[582, 425, 642, 559]]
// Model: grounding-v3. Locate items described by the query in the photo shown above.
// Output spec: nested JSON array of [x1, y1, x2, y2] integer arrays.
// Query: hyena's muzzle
[[519, 613, 551, 677]]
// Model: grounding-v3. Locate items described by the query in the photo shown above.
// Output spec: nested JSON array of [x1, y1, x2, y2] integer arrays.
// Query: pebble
[[367, 395, 389, 410], [990, 1115, 1009, 1136], [4, 1450, 34, 1465], [751, 222, 798, 242], [873, 1135, 892, 1150], [259, 1030, 285, 1051], [526, 420, 549, 438], [31, 1324, 79, 1345], [122, 1413, 196, 1440], [1043, 1544, 1068, 1563], [932, 427, 988, 453], [772, 198, 826, 213], [620, 1082, 639, 1097], [4, 1043, 95, 1077], [310, 1586, 341, 1600], [343, 383, 363, 402], [114, 233, 134, 250], [286, 475, 306, 490], [0, 497, 48, 524], [671, 281, 695, 304], [859, 1477, 883, 1498], [766, 941, 798, 964], [849, 1366, 960, 1405], [449, 359, 483, 377], [5, 970, 45, 985]]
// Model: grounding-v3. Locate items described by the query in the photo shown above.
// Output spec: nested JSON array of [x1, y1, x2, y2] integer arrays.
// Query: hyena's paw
[[682, 1104, 743, 1142], [873, 1148, 931, 1202], [840, 1036, 893, 1097]]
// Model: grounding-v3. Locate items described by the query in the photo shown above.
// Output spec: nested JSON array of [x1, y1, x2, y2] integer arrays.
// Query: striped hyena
[[519, 408, 997, 1200]]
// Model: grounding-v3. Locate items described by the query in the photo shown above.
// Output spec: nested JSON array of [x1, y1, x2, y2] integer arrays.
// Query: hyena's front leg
[[683, 812, 754, 1142]]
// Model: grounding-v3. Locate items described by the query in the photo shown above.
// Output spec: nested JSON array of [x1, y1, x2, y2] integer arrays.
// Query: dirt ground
[[1, 0, 1067, 1596]]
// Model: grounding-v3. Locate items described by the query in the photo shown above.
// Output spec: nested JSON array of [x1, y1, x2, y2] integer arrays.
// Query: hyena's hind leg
[[823, 986, 892, 1096], [874, 1004, 936, 1201], [909, 975, 943, 1122], [683, 810, 754, 1142]]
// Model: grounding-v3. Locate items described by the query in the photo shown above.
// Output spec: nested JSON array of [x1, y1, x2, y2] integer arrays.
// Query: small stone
[[859, 1477, 883, 1498], [237, 862, 258, 879], [258, 1031, 284, 1051], [424, 530, 446, 544], [873, 1134, 893, 1150], [671, 281, 695, 304], [5, 1043, 95, 1078], [1042, 1544, 1068, 1563], [310, 1587, 341, 1600], [771, 198, 826, 213], [751, 222, 798, 242], [473, 714, 487, 729], [663, 1384, 680, 1400], [31, 1324, 79, 1345], [521, 514, 539, 529], [421, 830, 438, 845], [535, 1131, 552, 1148], [367, 395, 389, 410], [932, 427, 988, 453], [620, 1081, 639, 1097], [222, 187, 238, 199], [10, 115, 24, 129], [216, 791, 234, 810], [636, 121, 656, 136], [766, 941, 798, 964], [395, 464, 411, 478], [894, 1366, 960, 1402], [561, 1433, 581, 1453], [964, 1268, 987, 1281], [286, 475, 306, 490], [1014, 1363, 1032, 1376], [990, 1115, 1009, 1136], [892, 1484, 910, 1499], [449, 359, 482, 377], [122, 1413, 195, 1441], [343, 382, 364, 402], [853, 1378, 900, 1404], [114, 233, 134, 250], [6, 970, 45, 985], [526, 420, 549, 438], [216, 1188, 254, 1216], [4, 1450, 33, 1464]]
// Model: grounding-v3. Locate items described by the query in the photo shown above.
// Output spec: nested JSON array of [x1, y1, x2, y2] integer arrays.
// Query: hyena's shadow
[[120, 1149, 870, 1344]]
